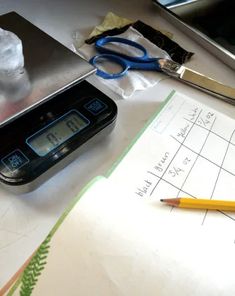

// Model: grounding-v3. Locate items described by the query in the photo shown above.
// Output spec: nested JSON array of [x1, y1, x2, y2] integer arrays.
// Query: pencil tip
[[160, 199, 164, 202]]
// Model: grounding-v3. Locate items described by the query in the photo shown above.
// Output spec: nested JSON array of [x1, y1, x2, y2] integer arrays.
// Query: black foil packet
[[85, 20, 194, 64]]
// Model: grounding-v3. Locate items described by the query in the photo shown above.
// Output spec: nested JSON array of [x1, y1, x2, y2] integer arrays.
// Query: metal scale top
[[0, 11, 95, 127]]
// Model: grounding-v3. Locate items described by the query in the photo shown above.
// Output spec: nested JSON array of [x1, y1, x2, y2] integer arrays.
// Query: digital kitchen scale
[[0, 12, 117, 193]]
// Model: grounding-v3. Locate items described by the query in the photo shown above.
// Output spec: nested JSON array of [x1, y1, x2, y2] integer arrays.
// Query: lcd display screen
[[27, 110, 90, 156]]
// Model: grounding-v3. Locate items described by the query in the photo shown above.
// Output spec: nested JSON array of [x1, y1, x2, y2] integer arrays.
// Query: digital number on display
[[26, 110, 90, 156]]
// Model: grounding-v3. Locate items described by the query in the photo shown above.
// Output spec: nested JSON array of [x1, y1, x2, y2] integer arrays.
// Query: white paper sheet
[[14, 177, 235, 296], [11, 91, 235, 295], [110, 91, 235, 230]]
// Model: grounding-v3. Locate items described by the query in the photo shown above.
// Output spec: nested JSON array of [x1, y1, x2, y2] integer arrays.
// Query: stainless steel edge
[[152, 1, 235, 70]]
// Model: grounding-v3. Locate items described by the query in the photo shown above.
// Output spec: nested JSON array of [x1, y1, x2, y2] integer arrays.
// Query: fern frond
[[19, 235, 51, 296]]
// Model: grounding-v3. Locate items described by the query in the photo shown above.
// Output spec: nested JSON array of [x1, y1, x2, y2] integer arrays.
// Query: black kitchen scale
[[0, 12, 117, 193]]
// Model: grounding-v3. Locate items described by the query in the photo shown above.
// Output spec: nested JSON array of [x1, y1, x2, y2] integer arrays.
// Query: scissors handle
[[90, 36, 162, 79], [89, 53, 161, 79], [95, 37, 153, 62], [89, 54, 128, 79]]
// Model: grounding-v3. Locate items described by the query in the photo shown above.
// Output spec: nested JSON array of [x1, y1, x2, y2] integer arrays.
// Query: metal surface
[[159, 0, 198, 9], [153, 0, 235, 70], [0, 12, 95, 127]]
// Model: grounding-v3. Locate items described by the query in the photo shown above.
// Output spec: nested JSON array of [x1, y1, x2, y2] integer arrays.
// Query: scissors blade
[[159, 59, 235, 104]]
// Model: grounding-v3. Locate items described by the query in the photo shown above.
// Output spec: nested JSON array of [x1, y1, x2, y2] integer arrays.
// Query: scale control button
[[84, 98, 107, 115], [1, 149, 29, 173]]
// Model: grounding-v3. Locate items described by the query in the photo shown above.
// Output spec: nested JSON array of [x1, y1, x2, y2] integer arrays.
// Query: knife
[[159, 59, 235, 104]]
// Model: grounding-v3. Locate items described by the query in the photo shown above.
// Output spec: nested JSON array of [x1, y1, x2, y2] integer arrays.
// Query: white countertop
[[0, 0, 235, 289]]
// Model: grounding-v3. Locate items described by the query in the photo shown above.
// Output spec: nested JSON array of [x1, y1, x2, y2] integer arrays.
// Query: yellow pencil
[[160, 198, 235, 211]]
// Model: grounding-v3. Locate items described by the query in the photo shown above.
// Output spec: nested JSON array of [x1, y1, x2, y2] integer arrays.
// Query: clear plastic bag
[[0, 28, 31, 101], [0, 28, 24, 75]]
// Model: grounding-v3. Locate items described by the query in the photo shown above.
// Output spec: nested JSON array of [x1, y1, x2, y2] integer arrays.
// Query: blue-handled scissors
[[89, 36, 235, 103], [89, 36, 162, 79]]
